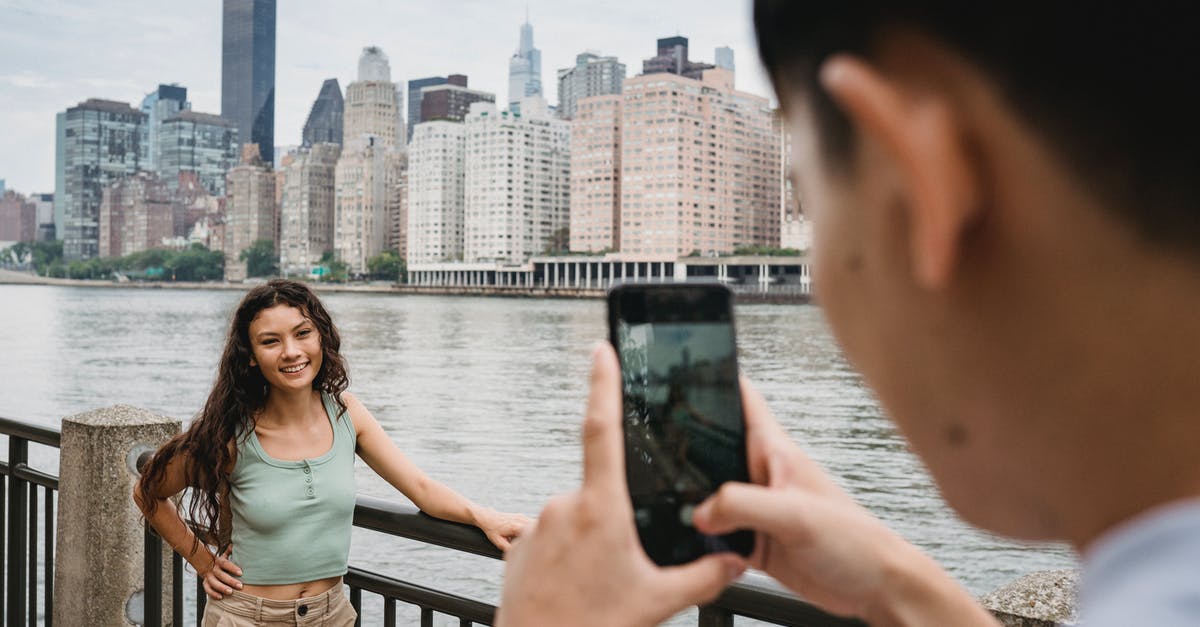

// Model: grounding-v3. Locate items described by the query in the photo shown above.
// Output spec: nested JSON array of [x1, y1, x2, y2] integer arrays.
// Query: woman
[[134, 279, 529, 625]]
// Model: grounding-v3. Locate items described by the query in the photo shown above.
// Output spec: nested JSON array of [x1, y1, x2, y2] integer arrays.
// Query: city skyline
[[0, 0, 768, 193]]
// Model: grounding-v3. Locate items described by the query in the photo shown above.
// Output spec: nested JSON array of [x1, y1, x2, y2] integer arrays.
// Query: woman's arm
[[132, 450, 243, 599], [344, 392, 531, 550]]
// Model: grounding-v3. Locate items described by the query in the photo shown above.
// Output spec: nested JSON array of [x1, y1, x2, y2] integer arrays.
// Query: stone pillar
[[981, 570, 1078, 626], [54, 405, 180, 627]]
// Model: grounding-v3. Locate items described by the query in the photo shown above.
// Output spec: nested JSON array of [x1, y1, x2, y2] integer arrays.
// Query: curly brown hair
[[137, 279, 350, 554]]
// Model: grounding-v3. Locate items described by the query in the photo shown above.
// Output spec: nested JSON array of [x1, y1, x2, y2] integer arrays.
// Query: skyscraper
[[715, 46, 735, 72], [224, 144, 276, 281], [141, 84, 190, 171], [642, 36, 715, 80], [343, 47, 402, 150], [464, 97, 570, 263], [556, 52, 625, 120], [302, 79, 344, 147], [99, 172, 173, 258], [507, 15, 543, 114], [280, 143, 341, 273], [407, 75, 467, 141], [420, 83, 495, 124], [58, 99, 146, 261], [221, 0, 276, 160], [158, 111, 240, 196], [407, 121, 466, 264], [569, 94, 622, 252]]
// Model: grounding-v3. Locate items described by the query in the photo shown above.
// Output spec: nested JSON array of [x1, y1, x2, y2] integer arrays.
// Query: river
[[0, 284, 1076, 625]]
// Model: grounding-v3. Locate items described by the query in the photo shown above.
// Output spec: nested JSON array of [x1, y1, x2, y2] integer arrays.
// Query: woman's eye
[[298, 329, 312, 337], [262, 339, 278, 345]]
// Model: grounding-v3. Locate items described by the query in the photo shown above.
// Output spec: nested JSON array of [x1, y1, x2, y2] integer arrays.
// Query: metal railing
[[0, 417, 60, 627], [2, 415, 861, 626]]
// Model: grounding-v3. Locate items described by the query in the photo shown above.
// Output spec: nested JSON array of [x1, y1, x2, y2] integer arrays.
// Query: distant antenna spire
[[526, 3, 530, 23]]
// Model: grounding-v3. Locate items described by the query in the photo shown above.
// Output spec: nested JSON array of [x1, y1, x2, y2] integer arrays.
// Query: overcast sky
[[0, 0, 772, 194]]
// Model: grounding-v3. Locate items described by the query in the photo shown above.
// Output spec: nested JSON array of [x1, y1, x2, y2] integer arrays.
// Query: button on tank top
[[229, 392, 357, 584]]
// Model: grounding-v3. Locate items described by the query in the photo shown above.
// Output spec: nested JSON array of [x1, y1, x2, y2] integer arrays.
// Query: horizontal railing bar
[[0, 416, 62, 448], [345, 567, 495, 625], [354, 496, 502, 560], [711, 573, 865, 627], [10, 464, 59, 490]]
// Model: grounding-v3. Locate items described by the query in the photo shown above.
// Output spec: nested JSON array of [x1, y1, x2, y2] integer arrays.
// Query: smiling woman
[[132, 279, 530, 626]]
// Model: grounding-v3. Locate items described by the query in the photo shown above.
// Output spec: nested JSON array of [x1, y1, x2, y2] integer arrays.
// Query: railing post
[[143, 525, 163, 627], [6, 437, 28, 627], [698, 605, 734, 627], [52, 405, 179, 626]]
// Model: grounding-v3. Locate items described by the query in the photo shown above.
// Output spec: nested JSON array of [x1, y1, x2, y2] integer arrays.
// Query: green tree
[[239, 240, 278, 278], [366, 250, 405, 282], [732, 245, 803, 257], [318, 249, 348, 283], [166, 243, 224, 281], [543, 226, 571, 255], [31, 240, 63, 273]]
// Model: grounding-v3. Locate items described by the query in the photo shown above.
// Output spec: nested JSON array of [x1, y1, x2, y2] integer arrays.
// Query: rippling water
[[0, 285, 1076, 625]]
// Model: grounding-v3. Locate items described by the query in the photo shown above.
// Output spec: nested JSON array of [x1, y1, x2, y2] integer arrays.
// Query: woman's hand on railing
[[199, 546, 244, 600], [476, 509, 533, 552], [496, 344, 747, 627]]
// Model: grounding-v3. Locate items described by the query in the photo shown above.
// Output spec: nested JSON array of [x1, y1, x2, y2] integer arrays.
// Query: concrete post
[[981, 569, 1078, 626], [54, 405, 180, 627]]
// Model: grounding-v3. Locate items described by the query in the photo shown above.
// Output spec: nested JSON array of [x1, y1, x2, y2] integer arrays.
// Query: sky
[[0, 0, 773, 194]]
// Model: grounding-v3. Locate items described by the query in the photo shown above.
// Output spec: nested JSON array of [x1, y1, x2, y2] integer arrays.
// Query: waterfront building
[[641, 36, 715, 80], [715, 46, 735, 72], [463, 97, 570, 263], [407, 121, 466, 264], [334, 137, 389, 274], [224, 144, 276, 281], [98, 172, 173, 258], [420, 83, 494, 124], [158, 111, 239, 197], [344, 47, 403, 149], [302, 79, 344, 147], [384, 150, 409, 260], [279, 143, 340, 274], [54, 112, 66, 242], [221, 0, 276, 155], [407, 75, 467, 141], [619, 68, 780, 256], [0, 190, 37, 243], [776, 113, 810, 251], [58, 98, 146, 261], [29, 193, 55, 241], [556, 52, 625, 120], [140, 84, 190, 172], [0, 179, 4, 194], [507, 16, 543, 114], [569, 95, 622, 253]]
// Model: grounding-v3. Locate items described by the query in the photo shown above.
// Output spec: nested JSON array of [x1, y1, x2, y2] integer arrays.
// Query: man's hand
[[693, 379, 999, 626], [496, 343, 746, 627]]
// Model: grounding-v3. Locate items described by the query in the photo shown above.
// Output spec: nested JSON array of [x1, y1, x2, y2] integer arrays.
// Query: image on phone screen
[[610, 285, 753, 565]]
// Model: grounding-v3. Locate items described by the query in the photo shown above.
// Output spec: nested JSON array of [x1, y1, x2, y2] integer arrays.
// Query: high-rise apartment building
[[569, 95, 622, 253], [556, 52, 625, 120], [619, 68, 780, 256], [420, 83, 494, 124], [141, 84, 190, 171], [0, 191, 37, 243], [58, 98, 146, 261], [343, 47, 403, 149], [407, 75, 467, 141], [642, 36, 715, 80], [99, 172, 173, 258], [715, 47, 735, 72], [464, 98, 570, 263], [334, 138, 388, 274], [507, 17, 543, 114], [302, 79, 344, 147], [384, 150, 408, 260], [280, 143, 340, 273], [407, 121, 466, 264], [158, 111, 240, 197], [224, 144, 277, 281], [29, 193, 55, 241], [221, 0, 276, 157]]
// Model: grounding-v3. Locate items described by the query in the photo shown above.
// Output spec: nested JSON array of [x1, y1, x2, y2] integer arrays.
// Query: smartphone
[[608, 282, 754, 566]]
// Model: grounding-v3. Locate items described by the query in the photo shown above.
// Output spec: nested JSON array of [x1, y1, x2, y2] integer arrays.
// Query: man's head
[[754, 1, 1200, 545]]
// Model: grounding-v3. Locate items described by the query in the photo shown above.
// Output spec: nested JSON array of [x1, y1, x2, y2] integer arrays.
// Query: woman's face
[[247, 304, 324, 393]]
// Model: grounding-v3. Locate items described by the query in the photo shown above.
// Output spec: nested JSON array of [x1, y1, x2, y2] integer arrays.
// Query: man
[[498, 2, 1199, 625]]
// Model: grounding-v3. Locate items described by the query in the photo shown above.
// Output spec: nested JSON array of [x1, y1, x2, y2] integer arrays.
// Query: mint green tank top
[[229, 392, 357, 584]]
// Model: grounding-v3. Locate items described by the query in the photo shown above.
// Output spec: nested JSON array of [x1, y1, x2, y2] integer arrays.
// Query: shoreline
[[0, 269, 812, 304]]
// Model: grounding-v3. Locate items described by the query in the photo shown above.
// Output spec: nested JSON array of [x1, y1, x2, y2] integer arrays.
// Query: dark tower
[[221, 0, 277, 161], [302, 79, 344, 147]]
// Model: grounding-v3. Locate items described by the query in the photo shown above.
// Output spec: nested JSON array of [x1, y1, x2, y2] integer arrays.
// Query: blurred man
[[498, 3, 1200, 625]]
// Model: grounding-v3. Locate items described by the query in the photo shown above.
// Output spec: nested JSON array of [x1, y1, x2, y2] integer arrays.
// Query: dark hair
[[137, 279, 349, 553], [754, 1, 1199, 254]]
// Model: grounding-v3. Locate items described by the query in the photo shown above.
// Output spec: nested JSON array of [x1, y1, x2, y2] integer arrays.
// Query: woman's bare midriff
[[241, 575, 342, 600]]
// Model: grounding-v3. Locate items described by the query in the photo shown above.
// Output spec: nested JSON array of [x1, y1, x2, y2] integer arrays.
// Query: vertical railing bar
[[172, 552, 183, 626], [384, 597, 396, 627], [25, 487, 35, 627], [349, 586, 361, 627], [195, 576, 206, 627], [420, 606, 434, 627], [7, 437, 29, 627], [459, 619, 472, 627], [43, 488, 52, 627], [1, 470, 7, 623], [697, 605, 735, 627], [143, 525, 162, 627]]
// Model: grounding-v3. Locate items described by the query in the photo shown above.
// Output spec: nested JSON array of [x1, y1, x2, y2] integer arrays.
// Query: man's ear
[[819, 54, 980, 290]]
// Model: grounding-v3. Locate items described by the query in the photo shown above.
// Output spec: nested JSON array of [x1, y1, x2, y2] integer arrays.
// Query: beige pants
[[202, 587, 357, 626]]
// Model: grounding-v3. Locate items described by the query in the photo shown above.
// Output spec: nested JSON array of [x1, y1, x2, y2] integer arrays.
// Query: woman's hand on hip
[[200, 547, 243, 600]]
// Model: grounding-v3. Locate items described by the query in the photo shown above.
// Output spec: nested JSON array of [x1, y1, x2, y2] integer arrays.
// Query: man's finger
[[739, 376, 787, 439], [654, 553, 746, 618], [581, 342, 626, 495], [693, 482, 809, 538]]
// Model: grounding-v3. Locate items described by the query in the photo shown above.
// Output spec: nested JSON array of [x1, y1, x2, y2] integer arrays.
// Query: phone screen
[[610, 284, 753, 565]]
